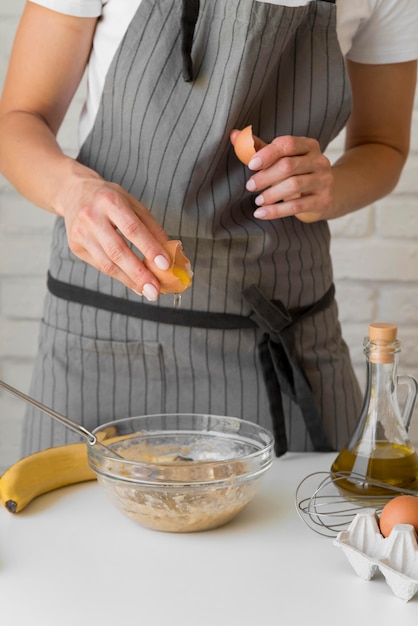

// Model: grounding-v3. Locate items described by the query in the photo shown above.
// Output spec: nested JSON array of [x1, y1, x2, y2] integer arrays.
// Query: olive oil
[[330, 323, 418, 499], [331, 442, 418, 496]]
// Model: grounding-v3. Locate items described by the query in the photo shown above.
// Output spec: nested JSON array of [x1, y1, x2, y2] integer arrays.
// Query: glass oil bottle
[[331, 323, 418, 497]]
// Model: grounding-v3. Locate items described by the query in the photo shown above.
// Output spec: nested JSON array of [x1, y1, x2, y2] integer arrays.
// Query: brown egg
[[379, 495, 418, 537], [233, 125, 256, 165], [145, 240, 193, 295]]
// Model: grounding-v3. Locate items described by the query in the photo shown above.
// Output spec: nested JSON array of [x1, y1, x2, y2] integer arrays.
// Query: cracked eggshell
[[145, 240, 193, 295], [232, 125, 312, 223], [233, 125, 256, 165]]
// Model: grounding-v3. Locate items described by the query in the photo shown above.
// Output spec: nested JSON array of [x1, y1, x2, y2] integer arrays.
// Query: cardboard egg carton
[[334, 509, 418, 602]]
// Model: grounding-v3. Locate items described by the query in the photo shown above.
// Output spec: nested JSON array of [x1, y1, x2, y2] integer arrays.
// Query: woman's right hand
[[0, 3, 170, 301], [56, 164, 171, 301]]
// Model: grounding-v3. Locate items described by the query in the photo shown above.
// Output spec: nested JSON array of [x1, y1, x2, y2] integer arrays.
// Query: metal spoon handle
[[0, 378, 97, 445]]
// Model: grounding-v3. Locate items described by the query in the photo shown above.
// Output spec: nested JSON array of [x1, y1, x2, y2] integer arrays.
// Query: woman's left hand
[[231, 60, 417, 224], [230, 130, 333, 223]]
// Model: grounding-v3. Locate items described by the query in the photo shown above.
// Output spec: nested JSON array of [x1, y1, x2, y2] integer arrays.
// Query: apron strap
[[179, 0, 334, 82], [47, 272, 334, 456], [181, 0, 200, 81], [242, 284, 335, 456], [47, 272, 256, 329]]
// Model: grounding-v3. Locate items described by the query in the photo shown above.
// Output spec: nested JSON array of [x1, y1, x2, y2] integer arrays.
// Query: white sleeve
[[28, 0, 104, 17], [346, 0, 418, 64]]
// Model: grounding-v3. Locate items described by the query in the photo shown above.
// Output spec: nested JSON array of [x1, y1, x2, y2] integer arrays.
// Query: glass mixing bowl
[[88, 414, 274, 533]]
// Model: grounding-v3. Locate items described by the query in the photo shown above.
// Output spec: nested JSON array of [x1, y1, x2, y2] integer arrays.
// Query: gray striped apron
[[22, 0, 363, 457]]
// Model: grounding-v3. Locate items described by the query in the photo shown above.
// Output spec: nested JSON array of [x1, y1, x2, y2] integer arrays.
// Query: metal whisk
[[295, 471, 418, 538]]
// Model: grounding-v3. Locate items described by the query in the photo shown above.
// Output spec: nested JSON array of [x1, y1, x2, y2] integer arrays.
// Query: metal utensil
[[0, 379, 124, 459], [295, 470, 418, 538]]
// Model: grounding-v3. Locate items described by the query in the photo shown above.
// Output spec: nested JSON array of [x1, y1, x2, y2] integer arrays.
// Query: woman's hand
[[230, 130, 333, 223], [231, 60, 417, 224], [0, 3, 170, 300], [55, 164, 170, 301]]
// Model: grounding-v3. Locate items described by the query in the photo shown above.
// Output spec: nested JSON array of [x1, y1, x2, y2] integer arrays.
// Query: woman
[[0, 0, 417, 456]]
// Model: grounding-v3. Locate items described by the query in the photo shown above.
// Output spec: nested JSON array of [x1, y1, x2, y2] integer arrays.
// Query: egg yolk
[[172, 266, 192, 287]]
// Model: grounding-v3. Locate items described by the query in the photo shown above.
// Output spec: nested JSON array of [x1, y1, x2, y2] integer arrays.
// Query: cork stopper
[[368, 323, 398, 364], [368, 323, 398, 342]]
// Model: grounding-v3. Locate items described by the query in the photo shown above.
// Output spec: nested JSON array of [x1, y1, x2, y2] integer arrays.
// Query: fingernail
[[142, 283, 159, 301], [246, 178, 256, 192], [248, 156, 262, 170], [154, 254, 170, 270], [253, 208, 267, 218], [254, 194, 264, 206]]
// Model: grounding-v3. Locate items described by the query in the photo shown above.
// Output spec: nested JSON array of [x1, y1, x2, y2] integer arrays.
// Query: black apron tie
[[47, 272, 334, 456], [181, 0, 200, 81], [243, 285, 334, 457]]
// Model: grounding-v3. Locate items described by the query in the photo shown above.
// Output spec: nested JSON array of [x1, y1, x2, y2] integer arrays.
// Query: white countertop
[[1, 452, 417, 624]]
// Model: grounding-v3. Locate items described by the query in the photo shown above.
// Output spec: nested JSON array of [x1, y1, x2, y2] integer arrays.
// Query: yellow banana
[[0, 442, 96, 514]]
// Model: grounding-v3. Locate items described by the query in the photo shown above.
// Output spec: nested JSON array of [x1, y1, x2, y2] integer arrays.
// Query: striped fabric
[[22, 0, 362, 456]]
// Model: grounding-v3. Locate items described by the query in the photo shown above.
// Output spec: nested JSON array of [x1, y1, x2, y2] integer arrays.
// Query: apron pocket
[[29, 320, 166, 433]]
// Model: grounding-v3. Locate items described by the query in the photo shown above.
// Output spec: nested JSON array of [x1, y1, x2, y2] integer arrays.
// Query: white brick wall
[[1, 4, 418, 471]]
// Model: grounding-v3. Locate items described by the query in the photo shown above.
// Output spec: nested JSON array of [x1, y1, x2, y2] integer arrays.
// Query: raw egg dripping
[[144, 239, 193, 295]]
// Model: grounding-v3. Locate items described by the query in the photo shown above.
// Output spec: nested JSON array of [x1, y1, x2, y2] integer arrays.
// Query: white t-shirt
[[28, 0, 418, 143]]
